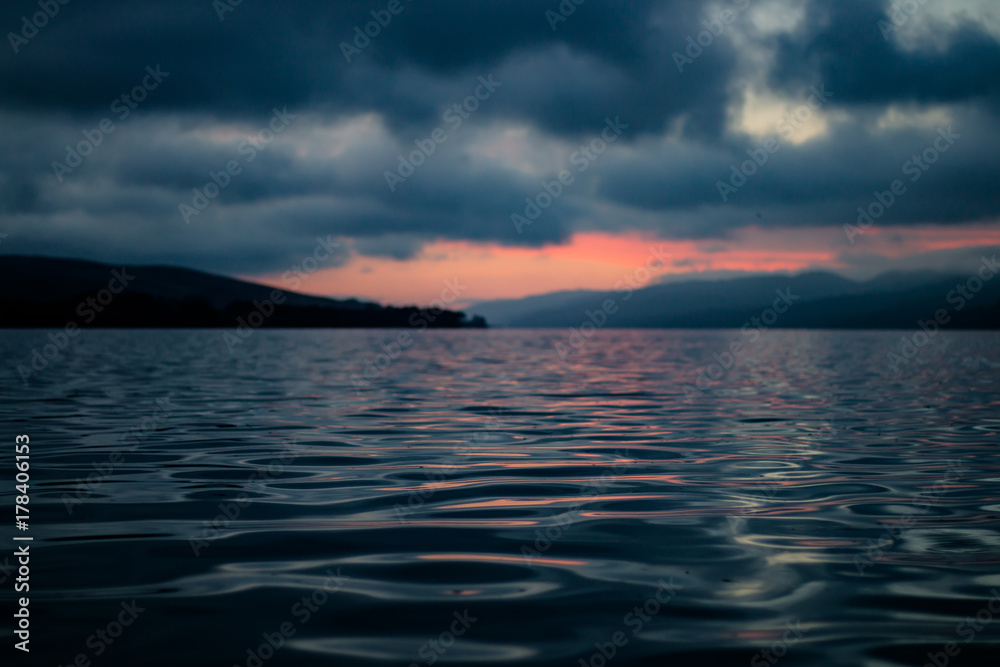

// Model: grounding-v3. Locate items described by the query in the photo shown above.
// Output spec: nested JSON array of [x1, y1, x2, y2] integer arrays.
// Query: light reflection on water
[[1, 329, 999, 667]]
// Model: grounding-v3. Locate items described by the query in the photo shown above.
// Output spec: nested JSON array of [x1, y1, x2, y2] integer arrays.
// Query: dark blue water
[[1, 329, 999, 667]]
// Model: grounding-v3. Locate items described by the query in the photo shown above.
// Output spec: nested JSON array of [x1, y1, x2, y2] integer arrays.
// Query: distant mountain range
[[4, 256, 998, 330], [0, 256, 486, 328], [468, 267, 1000, 329]]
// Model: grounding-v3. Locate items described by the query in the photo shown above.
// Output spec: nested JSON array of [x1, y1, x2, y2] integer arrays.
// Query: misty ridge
[[470, 259, 1000, 329]]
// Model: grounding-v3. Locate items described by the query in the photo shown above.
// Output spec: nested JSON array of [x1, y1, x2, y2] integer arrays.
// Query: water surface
[[1, 329, 999, 667]]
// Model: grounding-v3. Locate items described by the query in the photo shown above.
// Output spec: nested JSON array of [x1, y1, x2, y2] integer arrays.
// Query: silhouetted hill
[[0, 256, 487, 329], [469, 268, 1000, 329]]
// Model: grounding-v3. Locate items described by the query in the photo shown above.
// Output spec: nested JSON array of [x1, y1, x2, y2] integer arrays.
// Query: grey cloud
[[0, 0, 998, 277]]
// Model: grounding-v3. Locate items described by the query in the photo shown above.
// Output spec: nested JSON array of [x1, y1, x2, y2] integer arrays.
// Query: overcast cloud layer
[[1, 0, 998, 278]]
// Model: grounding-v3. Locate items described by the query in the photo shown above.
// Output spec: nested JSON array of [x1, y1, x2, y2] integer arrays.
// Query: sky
[[1, 0, 999, 306]]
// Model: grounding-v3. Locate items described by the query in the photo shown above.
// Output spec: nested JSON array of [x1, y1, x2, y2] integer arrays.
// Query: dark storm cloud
[[598, 115, 1000, 234], [0, 0, 704, 134], [768, 0, 1000, 106], [1, 0, 999, 275]]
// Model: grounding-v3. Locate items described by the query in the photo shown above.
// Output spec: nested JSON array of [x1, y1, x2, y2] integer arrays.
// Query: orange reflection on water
[[438, 495, 659, 510], [419, 553, 588, 567], [298, 519, 539, 529]]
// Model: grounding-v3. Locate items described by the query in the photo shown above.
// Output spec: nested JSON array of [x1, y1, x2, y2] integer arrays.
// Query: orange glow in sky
[[244, 224, 1000, 306]]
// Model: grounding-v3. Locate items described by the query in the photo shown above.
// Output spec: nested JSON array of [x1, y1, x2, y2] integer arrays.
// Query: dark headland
[[0, 256, 487, 329]]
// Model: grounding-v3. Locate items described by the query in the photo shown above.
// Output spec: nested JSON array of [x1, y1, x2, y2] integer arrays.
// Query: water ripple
[[1, 329, 998, 666]]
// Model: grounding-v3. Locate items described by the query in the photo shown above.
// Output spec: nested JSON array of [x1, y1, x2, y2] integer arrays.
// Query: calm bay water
[[1, 329, 999, 667]]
